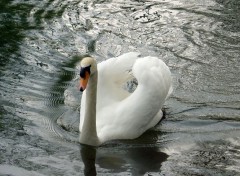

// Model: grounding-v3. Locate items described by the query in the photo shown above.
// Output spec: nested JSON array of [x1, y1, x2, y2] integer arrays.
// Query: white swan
[[79, 52, 172, 146]]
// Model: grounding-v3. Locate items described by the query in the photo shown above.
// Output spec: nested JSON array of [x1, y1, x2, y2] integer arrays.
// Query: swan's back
[[80, 53, 172, 144], [97, 52, 141, 105], [133, 55, 172, 100]]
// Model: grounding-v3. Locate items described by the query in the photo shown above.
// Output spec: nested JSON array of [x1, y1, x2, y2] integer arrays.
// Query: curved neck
[[80, 72, 100, 146]]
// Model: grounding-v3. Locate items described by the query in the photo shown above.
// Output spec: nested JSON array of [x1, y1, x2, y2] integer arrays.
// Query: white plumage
[[79, 52, 172, 146]]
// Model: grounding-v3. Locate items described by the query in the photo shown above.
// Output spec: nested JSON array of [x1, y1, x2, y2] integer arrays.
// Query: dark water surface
[[1, 0, 240, 175]]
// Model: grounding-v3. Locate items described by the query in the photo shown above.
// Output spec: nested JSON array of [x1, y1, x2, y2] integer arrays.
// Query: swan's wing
[[97, 52, 141, 108], [99, 52, 140, 85], [97, 56, 172, 142]]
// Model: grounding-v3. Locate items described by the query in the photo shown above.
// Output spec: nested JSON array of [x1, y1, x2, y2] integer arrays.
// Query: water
[[0, 0, 240, 175]]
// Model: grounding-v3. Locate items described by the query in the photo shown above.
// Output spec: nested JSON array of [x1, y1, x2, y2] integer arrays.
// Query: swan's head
[[79, 57, 97, 92]]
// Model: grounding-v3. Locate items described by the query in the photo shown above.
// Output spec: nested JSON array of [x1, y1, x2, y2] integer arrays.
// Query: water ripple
[[1, 0, 240, 175]]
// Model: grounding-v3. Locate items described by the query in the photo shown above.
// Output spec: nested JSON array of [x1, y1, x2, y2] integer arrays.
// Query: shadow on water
[[0, 0, 34, 67], [0, 0, 33, 134], [80, 130, 168, 175]]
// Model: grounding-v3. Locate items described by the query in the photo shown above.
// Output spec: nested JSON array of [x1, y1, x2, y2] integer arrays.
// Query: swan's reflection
[[80, 131, 168, 175], [80, 144, 97, 176], [126, 147, 168, 175]]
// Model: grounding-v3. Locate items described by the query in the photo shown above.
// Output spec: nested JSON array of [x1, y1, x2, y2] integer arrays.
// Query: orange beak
[[79, 72, 90, 92]]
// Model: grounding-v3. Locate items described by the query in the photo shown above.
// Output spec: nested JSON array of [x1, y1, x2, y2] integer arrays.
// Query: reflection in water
[[0, 0, 29, 67], [80, 144, 168, 176], [80, 144, 97, 176], [126, 147, 168, 175], [80, 131, 168, 175]]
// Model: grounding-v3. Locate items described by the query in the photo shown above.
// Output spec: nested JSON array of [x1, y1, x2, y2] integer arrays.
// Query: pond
[[0, 0, 240, 175]]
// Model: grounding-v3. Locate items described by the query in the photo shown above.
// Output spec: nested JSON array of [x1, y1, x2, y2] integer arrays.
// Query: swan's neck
[[80, 72, 100, 146]]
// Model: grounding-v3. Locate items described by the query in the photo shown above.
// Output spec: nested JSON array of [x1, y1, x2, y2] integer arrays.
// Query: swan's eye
[[80, 65, 91, 78]]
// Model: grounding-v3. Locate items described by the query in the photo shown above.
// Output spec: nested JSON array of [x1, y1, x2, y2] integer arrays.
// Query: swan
[[79, 52, 172, 146]]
